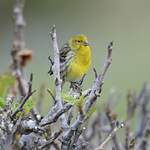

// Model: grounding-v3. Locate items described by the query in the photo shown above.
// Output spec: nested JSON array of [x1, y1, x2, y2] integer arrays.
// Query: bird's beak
[[83, 41, 89, 46]]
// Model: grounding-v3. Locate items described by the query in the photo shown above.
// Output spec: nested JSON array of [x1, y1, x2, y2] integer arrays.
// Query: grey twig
[[83, 114, 100, 142], [50, 25, 69, 129], [11, 0, 27, 96], [138, 118, 150, 150], [47, 88, 56, 104], [11, 116, 22, 146], [105, 102, 121, 150], [125, 90, 136, 150], [39, 129, 63, 149], [95, 121, 125, 150], [136, 83, 149, 138], [67, 109, 73, 125], [93, 67, 98, 78], [70, 127, 83, 149], [40, 104, 72, 126], [11, 73, 36, 118]]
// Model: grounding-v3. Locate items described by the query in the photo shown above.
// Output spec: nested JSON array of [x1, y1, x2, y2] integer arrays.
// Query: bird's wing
[[60, 43, 74, 80], [48, 43, 74, 81], [60, 43, 71, 60]]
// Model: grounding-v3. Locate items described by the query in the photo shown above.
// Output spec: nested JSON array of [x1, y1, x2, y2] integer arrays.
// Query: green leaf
[[12, 97, 35, 116], [11, 101, 19, 111], [23, 97, 35, 113], [74, 95, 84, 107], [0, 97, 5, 108], [62, 92, 84, 108], [61, 92, 76, 105], [0, 72, 15, 97]]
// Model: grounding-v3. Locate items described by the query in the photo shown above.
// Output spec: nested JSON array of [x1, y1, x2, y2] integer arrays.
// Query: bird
[[49, 34, 91, 86]]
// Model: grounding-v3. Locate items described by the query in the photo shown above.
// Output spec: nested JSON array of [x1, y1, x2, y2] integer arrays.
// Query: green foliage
[[62, 93, 84, 108], [61, 93, 76, 105], [0, 97, 5, 108], [62, 92, 96, 118], [12, 100, 18, 111], [0, 72, 15, 97], [12, 97, 35, 116], [74, 95, 84, 108], [23, 97, 35, 113]]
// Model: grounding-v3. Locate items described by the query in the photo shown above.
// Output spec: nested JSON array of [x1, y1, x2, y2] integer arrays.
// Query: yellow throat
[[67, 44, 91, 82]]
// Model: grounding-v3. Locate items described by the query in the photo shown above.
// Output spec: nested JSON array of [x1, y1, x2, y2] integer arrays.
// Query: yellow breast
[[66, 45, 91, 82]]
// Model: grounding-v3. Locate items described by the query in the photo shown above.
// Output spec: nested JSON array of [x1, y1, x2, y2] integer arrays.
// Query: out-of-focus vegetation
[[0, 73, 15, 97]]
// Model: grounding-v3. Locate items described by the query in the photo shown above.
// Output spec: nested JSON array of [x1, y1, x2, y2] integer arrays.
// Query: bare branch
[[40, 104, 72, 126], [47, 89, 56, 104], [125, 90, 137, 150], [49, 25, 69, 129], [39, 129, 63, 149], [105, 103, 120, 150], [136, 83, 149, 138], [93, 67, 98, 78], [95, 121, 125, 150], [11, 0, 28, 96], [11, 73, 36, 118]]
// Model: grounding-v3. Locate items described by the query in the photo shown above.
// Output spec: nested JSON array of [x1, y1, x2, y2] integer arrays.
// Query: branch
[[11, 0, 27, 96], [40, 104, 72, 126], [125, 90, 137, 149], [138, 118, 150, 150], [47, 89, 56, 104], [136, 83, 149, 138], [49, 25, 68, 129], [39, 129, 62, 149], [82, 113, 101, 141], [11, 116, 22, 145], [70, 126, 83, 148], [95, 121, 125, 150], [105, 103, 121, 150], [11, 73, 36, 118]]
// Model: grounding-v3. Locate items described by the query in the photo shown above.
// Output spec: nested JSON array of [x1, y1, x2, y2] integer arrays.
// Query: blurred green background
[[0, 0, 150, 116]]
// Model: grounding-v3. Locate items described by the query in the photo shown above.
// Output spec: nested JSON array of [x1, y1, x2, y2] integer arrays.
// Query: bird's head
[[69, 34, 89, 51]]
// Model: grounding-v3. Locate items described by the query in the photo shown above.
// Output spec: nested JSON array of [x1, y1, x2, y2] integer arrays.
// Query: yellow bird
[[50, 34, 91, 84]]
